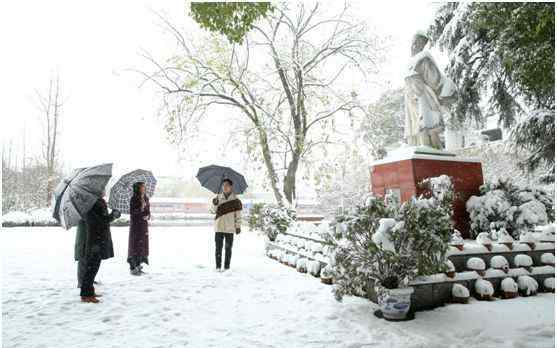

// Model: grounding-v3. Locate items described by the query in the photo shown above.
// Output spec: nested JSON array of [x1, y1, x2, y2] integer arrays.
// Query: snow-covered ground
[[2, 226, 555, 348]]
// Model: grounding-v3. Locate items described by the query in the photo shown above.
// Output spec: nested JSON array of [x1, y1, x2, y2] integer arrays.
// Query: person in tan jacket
[[210, 179, 242, 271]]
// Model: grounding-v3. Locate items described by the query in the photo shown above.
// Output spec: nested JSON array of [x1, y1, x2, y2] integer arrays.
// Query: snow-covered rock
[[307, 260, 321, 277], [501, 277, 518, 293], [517, 275, 538, 296], [467, 257, 486, 271], [474, 279, 494, 297], [452, 283, 470, 298], [296, 258, 307, 272], [490, 255, 509, 272], [540, 253, 555, 266], [445, 260, 455, 273], [514, 254, 533, 268]]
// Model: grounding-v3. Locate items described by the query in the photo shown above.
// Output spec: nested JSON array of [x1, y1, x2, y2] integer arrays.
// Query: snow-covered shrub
[[247, 203, 265, 232], [475, 279, 494, 298], [514, 254, 533, 268], [501, 278, 518, 295], [467, 179, 554, 239], [543, 277, 555, 292], [320, 264, 333, 280], [541, 253, 555, 266], [517, 275, 538, 296], [307, 260, 321, 277], [296, 258, 307, 272], [490, 255, 510, 272], [323, 196, 414, 300], [452, 283, 470, 298], [467, 257, 486, 271], [261, 205, 296, 241]]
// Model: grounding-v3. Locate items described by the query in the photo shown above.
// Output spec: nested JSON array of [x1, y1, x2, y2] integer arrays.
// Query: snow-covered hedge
[[466, 179, 554, 239], [261, 205, 296, 241], [2, 208, 58, 227]]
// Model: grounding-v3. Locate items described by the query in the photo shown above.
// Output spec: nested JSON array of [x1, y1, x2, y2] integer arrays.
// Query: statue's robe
[[404, 50, 456, 147]]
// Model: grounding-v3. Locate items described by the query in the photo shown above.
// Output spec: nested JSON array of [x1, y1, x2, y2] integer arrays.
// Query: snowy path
[[2, 226, 554, 348]]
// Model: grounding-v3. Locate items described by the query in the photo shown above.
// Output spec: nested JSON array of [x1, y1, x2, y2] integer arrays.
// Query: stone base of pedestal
[[370, 146, 484, 238]]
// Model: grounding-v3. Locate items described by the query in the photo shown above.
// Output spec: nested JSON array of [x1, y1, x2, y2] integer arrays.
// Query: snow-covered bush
[[467, 179, 554, 238], [474, 279, 494, 298], [467, 257, 486, 271], [247, 203, 265, 231], [2, 209, 59, 227], [490, 255, 510, 272], [325, 179, 454, 301], [517, 275, 538, 296], [261, 205, 296, 241], [514, 254, 533, 268], [501, 278, 518, 294], [452, 283, 470, 299], [543, 277, 555, 292], [541, 253, 555, 266]]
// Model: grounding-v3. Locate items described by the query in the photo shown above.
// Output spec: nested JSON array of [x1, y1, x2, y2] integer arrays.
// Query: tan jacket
[[210, 192, 241, 233]]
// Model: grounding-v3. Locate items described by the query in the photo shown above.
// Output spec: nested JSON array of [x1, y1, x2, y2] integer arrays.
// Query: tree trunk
[[256, 126, 285, 206], [283, 152, 300, 205]]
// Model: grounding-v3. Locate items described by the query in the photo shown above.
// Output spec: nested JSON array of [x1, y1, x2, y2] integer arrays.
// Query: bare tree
[[142, 2, 384, 205], [35, 73, 63, 205]]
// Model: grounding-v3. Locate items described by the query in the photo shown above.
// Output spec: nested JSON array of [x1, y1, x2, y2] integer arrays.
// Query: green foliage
[[429, 3, 555, 178], [325, 177, 455, 301], [247, 203, 265, 231], [260, 204, 296, 241], [190, 2, 272, 44]]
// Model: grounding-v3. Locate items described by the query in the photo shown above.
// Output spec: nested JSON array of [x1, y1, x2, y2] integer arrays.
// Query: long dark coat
[[128, 194, 150, 258], [83, 198, 116, 260]]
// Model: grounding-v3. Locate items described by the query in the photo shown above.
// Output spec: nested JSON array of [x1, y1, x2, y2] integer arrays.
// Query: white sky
[[1, 0, 439, 188]]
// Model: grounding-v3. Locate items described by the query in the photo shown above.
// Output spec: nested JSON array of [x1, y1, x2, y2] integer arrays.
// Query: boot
[[81, 296, 100, 303], [130, 267, 140, 276]]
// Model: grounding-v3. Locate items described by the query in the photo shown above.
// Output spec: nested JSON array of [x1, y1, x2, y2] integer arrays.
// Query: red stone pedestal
[[370, 147, 483, 238]]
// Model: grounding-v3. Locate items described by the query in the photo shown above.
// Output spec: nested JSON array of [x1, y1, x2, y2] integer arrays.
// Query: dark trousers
[[215, 232, 234, 269], [80, 254, 101, 297], [77, 258, 87, 288]]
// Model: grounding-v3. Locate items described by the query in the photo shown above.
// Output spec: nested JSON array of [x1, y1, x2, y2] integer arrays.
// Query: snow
[[2, 226, 555, 348], [519, 232, 537, 244], [449, 230, 464, 246], [371, 146, 480, 166], [475, 232, 492, 246], [514, 254, 533, 268], [541, 253, 555, 265], [501, 278, 518, 293], [490, 255, 509, 271], [467, 257, 486, 271], [475, 279, 494, 296], [452, 283, 469, 298], [543, 278, 555, 291], [497, 229, 514, 244], [517, 275, 539, 295], [372, 218, 396, 251]]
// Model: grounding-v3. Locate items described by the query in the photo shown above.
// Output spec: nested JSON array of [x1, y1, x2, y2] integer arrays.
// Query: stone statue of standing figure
[[404, 31, 457, 149]]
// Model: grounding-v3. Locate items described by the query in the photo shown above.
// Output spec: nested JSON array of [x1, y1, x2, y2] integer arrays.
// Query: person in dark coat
[[128, 182, 150, 275], [80, 194, 120, 303]]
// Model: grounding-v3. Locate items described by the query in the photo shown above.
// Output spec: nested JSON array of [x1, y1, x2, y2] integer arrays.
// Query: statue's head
[[411, 31, 429, 56]]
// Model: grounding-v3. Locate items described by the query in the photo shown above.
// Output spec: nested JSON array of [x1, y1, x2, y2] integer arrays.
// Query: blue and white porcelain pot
[[378, 287, 414, 320]]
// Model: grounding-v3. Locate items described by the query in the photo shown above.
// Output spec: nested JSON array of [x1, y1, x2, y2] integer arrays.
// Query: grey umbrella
[[196, 165, 248, 194], [52, 163, 113, 230], [108, 169, 157, 214], [52, 167, 87, 222]]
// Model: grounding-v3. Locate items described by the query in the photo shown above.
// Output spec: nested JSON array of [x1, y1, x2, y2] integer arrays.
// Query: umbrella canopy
[[52, 163, 113, 230], [108, 169, 157, 214], [196, 165, 248, 194], [52, 167, 87, 222]]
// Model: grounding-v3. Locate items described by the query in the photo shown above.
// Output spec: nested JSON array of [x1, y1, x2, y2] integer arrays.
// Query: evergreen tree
[[429, 2, 554, 181]]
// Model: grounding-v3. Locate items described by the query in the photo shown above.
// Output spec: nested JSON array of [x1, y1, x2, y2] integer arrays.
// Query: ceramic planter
[[378, 287, 414, 320]]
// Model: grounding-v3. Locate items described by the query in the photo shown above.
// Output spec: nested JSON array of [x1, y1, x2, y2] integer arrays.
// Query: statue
[[404, 31, 457, 149]]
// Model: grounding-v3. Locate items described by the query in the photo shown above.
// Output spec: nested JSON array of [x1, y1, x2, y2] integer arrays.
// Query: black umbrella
[[52, 163, 113, 230], [108, 169, 157, 214], [196, 165, 248, 194]]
